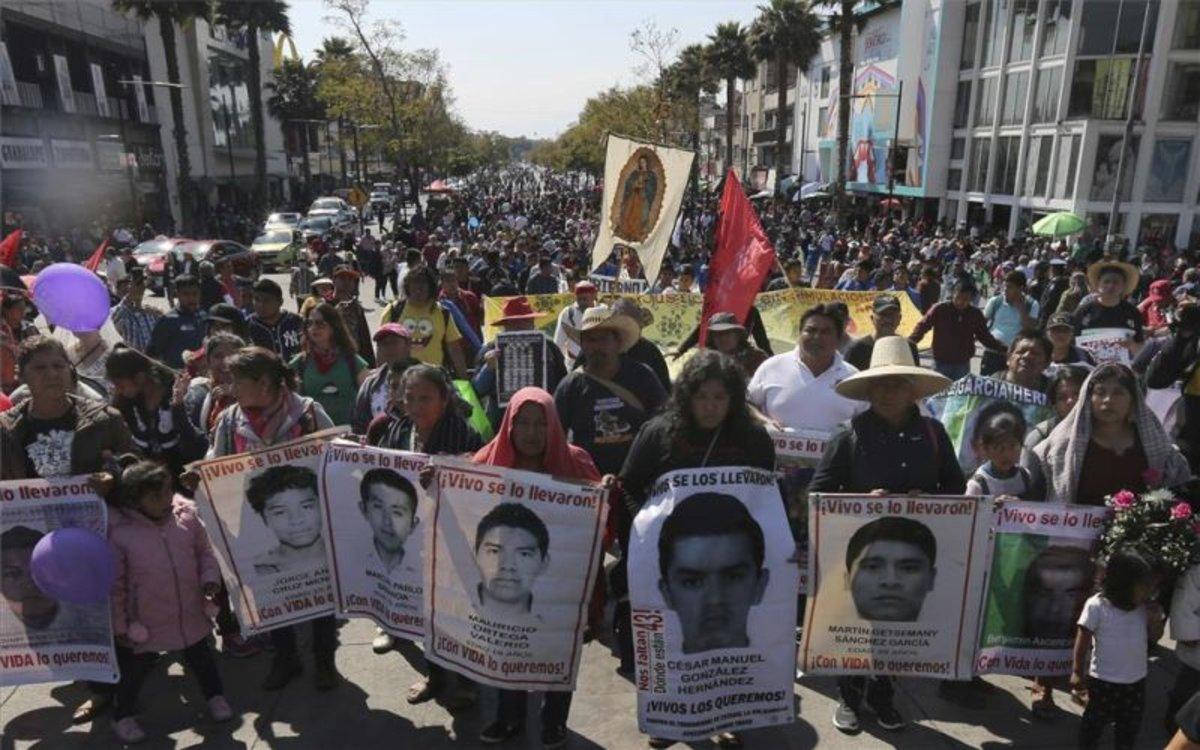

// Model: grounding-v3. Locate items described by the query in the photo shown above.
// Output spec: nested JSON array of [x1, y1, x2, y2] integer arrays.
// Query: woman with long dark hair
[[289, 302, 368, 427]]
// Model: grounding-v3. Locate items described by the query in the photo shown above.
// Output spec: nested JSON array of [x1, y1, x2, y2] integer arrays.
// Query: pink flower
[[1111, 490, 1137, 510], [1171, 502, 1194, 520], [1142, 467, 1164, 487]]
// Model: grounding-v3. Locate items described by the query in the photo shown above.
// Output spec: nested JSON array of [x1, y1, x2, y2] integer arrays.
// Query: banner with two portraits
[[192, 429, 342, 635], [628, 467, 799, 741]]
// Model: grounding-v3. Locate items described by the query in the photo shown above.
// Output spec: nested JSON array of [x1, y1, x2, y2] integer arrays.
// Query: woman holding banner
[[619, 350, 776, 749], [1032, 363, 1189, 506], [809, 336, 965, 732], [470, 386, 603, 748], [367, 363, 484, 711]]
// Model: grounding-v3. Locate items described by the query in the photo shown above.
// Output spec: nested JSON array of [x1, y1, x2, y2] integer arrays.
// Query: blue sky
[[286, 0, 761, 138]]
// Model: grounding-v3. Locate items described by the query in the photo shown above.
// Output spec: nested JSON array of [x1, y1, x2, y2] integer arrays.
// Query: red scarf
[[309, 346, 340, 374], [472, 387, 599, 481]]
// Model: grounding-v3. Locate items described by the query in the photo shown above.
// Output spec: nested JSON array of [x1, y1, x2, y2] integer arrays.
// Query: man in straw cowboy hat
[[553, 304, 666, 476], [810, 335, 967, 734], [1072, 258, 1144, 348], [473, 297, 566, 428]]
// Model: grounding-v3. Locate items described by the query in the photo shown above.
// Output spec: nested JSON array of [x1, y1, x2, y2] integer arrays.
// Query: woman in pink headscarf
[[470, 386, 606, 748]]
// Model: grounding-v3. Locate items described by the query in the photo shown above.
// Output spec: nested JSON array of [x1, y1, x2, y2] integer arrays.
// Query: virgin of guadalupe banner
[[800, 494, 992, 681], [319, 440, 430, 641], [925, 375, 1053, 473], [628, 467, 798, 741], [976, 502, 1106, 677], [589, 135, 694, 286], [0, 476, 118, 686], [424, 455, 607, 691], [191, 429, 342, 635]]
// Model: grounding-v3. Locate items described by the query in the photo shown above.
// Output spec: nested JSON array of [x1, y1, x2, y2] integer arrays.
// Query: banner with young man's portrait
[[319, 440, 430, 641], [628, 467, 798, 741], [0, 477, 117, 686], [192, 429, 341, 635], [800, 494, 992, 681], [976, 502, 1106, 676], [423, 456, 607, 691]]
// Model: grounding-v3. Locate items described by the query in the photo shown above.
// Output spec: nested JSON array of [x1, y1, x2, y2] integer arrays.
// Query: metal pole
[[223, 100, 236, 203], [799, 103, 807, 182], [352, 122, 363, 187], [1106, 2, 1151, 250], [889, 80, 903, 209]]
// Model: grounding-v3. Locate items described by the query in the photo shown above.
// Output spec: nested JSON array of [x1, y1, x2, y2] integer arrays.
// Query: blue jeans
[[934, 361, 971, 381]]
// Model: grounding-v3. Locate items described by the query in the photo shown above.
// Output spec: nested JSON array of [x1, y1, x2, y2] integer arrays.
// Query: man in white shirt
[[553, 280, 597, 368], [748, 304, 866, 432]]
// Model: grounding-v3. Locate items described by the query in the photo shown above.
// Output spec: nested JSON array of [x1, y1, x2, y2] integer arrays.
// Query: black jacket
[[1146, 332, 1200, 469]]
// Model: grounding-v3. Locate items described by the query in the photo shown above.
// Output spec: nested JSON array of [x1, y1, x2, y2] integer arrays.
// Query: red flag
[[84, 239, 109, 272], [0, 230, 23, 268], [699, 170, 776, 347]]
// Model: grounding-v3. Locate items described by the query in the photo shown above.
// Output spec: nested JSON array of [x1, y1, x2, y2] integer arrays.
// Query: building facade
[[789, 0, 1200, 250]]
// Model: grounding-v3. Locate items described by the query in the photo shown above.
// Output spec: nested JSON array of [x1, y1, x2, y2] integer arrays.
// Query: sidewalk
[[0, 618, 1180, 749]]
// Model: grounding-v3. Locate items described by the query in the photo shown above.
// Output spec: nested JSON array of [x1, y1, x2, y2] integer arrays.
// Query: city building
[[697, 96, 725, 183], [1, 0, 168, 230], [739, 58, 797, 177], [790, 0, 1200, 249]]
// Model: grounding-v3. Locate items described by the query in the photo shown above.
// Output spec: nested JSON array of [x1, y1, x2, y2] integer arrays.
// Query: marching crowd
[[2, 165, 1200, 749]]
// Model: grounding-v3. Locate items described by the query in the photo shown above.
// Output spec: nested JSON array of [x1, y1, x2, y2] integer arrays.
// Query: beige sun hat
[[835, 336, 951, 401], [1086, 260, 1140, 296], [568, 303, 640, 352]]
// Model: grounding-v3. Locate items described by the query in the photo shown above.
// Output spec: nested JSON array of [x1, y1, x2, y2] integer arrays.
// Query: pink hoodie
[[108, 496, 222, 654]]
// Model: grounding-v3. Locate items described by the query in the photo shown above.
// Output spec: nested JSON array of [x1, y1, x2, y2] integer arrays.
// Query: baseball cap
[[373, 323, 411, 341], [872, 294, 901, 313], [1046, 312, 1074, 330]]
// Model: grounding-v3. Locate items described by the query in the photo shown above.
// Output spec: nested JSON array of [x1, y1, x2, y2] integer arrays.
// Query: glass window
[[1068, 60, 1135, 120], [1041, 0, 1073, 57], [951, 137, 966, 160], [1079, 1, 1120, 55], [1090, 134, 1140, 201], [992, 135, 1020, 194], [961, 3, 980, 69], [1114, 0, 1157, 54], [976, 77, 997, 127], [1054, 134, 1080, 198], [948, 168, 963, 190], [1176, 0, 1200, 49], [1140, 214, 1179, 246], [1033, 67, 1062, 123], [953, 80, 973, 128], [1146, 139, 1192, 202], [970, 137, 991, 192], [1001, 71, 1029, 125], [980, 0, 1004, 67], [820, 67, 830, 98], [1161, 63, 1200, 121], [1008, 0, 1037, 62], [817, 106, 829, 137], [1024, 135, 1053, 196]]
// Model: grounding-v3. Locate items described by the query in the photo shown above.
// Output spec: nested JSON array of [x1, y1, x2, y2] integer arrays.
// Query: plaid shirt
[[111, 300, 161, 352]]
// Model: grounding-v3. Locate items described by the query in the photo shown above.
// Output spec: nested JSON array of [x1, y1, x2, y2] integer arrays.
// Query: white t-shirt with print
[[1077, 593, 1148, 684]]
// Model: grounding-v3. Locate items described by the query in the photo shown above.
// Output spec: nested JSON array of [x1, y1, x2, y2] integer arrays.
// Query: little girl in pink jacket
[[107, 459, 232, 743]]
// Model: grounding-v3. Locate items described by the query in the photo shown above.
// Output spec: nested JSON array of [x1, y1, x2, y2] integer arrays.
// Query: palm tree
[[665, 43, 718, 151], [216, 1, 292, 214], [706, 22, 756, 172], [814, 0, 868, 219], [112, 0, 210, 233], [750, 0, 822, 179], [266, 59, 323, 205]]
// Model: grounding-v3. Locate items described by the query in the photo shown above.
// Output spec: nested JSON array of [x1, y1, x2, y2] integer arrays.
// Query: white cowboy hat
[[567, 304, 640, 352], [835, 336, 951, 401]]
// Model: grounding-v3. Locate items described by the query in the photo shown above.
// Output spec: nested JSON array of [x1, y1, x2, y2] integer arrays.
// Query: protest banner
[[319, 440, 430, 641], [766, 426, 831, 595], [424, 455, 606, 690], [976, 502, 1106, 677], [191, 429, 341, 635], [496, 330, 549, 407], [628, 467, 798, 740], [926, 374, 1053, 473], [589, 273, 649, 294], [1076, 327, 1132, 364], [0, 476, 117, 686], [800, 494, 991, 681]]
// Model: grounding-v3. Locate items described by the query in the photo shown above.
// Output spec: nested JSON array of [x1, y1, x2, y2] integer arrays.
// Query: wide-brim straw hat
[[835, 336, 952, 401], [1086, 260, 1140, 296], [565, 304, 640, 352]]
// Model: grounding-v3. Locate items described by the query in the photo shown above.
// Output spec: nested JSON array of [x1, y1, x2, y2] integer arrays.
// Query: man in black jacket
[[1145, 300, 1200, 471]]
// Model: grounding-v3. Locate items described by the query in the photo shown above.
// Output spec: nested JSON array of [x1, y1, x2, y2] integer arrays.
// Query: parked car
[[368, 191, 393, 211], [299, 216, 334, 242], [263, 211, 302, 231], [308, 197, 356, 227], [132, 236, 190, 295], [250, 229, 297, 270], [174, 240, 261, 280]]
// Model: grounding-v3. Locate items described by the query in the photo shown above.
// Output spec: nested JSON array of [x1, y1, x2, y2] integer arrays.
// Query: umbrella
[[1032, 211, 1086, 237]]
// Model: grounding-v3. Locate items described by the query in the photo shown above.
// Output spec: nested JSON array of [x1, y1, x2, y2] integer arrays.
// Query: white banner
[[629, 467, 798, 740], [800, 494, 992, 680], [131, 74, 149, 122], [50, 139, 93, 170], [320, 440, 430, 641], [590, 135, 695, 285], [1076, 327, 1132, 365], [424, 455, 607, 690], [53, 54, 74, 113], [90, 63, 109, 117], [0, 42, 19, 107], [192, 430, 341, 635], [0, 476, 118, 686], [767, 426, 830, 595], [1, 137, 48, 169]]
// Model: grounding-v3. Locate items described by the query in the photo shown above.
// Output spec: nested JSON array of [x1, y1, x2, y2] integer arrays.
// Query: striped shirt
[[111, 301, 161, 352]]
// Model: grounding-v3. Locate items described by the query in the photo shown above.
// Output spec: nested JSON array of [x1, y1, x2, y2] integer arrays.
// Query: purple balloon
[[30, 527, 115, 606], [33, 263, 110, 332]]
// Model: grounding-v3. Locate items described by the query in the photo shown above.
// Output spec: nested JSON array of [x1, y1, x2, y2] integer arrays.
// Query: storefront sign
[[95, 141, 124, 172], [50, 140, 93, 169], [0, 137, 48, 169]]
